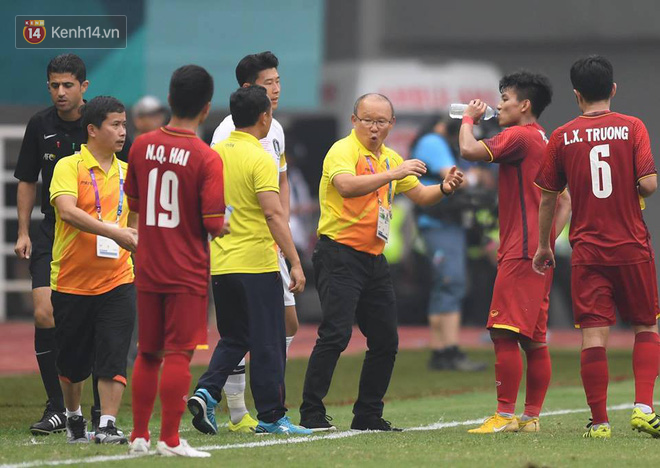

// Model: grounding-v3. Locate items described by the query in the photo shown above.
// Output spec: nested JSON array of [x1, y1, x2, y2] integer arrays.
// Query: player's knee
[[33, 305, 54, 328], [286, 319, 299, 336], [520, 339, 546, 352], [139, 350, 164, 362], [489, 328, 518, 342], [164, 349, 193, 362], [633, 324, 658, 335]]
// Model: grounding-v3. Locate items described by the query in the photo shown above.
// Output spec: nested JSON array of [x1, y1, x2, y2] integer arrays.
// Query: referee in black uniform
[[13, 54, 130, 435]]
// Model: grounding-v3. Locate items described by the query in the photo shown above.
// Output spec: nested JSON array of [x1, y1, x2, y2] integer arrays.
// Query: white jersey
[[211, 114, 287, 173]]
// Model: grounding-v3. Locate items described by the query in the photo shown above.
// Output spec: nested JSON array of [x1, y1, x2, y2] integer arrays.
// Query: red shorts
[[137, 291, 209, 353], [571, 261, 660, 328], [488, 259, 553, 342]]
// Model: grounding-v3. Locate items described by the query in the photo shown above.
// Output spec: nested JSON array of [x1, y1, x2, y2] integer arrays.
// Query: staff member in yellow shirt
[[49, 96, 137, 444], [299, 93, 464, 432], [190, 86, 310, 435]]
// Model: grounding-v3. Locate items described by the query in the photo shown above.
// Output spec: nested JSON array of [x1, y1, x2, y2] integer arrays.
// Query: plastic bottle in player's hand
[[449, 103, 498, 120]]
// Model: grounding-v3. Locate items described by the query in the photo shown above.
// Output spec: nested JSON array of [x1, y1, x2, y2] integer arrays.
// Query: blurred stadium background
[[1, 0, 659, 331]]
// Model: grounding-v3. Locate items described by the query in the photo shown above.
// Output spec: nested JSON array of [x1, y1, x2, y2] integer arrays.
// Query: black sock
[[92, 374, 101, 411], [35, 327, 64, 412]]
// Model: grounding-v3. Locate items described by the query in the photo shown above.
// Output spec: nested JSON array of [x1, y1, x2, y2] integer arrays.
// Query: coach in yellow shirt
[[299, 93, 464, 432], [50, 96, 137, 444], [192, 86, 310, 435]]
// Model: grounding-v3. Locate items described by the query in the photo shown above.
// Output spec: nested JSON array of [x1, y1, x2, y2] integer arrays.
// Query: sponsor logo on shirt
[[43, 153, 56, 161], [490, 310, 499, 317]]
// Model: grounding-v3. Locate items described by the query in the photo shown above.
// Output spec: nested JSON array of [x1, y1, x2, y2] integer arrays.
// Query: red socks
[[493, 338, 522, 415], [131, 352, 162, 441], [633, 331, 660, 409], [159, 353, 192, 448], [581, 347, 609, 424], [523, 346, 551, 418]]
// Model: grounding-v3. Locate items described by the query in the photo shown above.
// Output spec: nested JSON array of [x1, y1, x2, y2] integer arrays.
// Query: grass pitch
[[1, 348, 658, 467]]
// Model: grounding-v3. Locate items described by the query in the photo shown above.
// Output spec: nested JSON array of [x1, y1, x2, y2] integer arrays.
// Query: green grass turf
[[1, 348, 657, 467]]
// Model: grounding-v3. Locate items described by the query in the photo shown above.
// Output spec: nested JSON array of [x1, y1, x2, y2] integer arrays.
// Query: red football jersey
[[482, 122, 552, 262], [535, 111, 656, 265], [125, 126, 225, 294]]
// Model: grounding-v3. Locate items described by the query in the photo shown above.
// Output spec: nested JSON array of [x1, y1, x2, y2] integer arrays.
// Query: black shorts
[[52, 283, 136, 384], [29, 217, 55, 289]]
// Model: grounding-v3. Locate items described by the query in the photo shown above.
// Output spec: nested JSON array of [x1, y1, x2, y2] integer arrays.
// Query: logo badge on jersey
[[273, 139, 281, 156], [23, 20, 46, 45]]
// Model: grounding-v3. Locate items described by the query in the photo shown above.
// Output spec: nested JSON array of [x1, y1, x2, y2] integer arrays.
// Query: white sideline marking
[[0, 403, 640, 468]]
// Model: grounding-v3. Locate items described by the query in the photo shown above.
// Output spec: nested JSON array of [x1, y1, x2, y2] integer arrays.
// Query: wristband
[[440, 182, 453, 196], [462, 116, 474, 125]]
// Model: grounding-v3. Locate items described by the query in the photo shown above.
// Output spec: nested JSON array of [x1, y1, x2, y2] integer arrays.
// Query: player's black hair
[[47, 54, 86, 83], [81, 96, 125, 131], [169, 65, 214, 119], [499, 70, 553, 118], [230, 85, 271, 128], [570, 55, 614, 103], [235, 51, 279, 85]]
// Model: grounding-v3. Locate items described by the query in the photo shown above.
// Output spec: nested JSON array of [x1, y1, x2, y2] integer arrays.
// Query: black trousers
[[197, 272, 286, 423], [300, 236, 399, 419]]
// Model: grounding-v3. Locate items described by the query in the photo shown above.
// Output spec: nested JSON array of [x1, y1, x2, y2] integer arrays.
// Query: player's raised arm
[[459, 100, 492, 162]]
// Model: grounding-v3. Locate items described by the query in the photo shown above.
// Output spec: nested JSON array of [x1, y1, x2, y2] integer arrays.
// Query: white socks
[[225, 357, 248, 424], [635, 403, 653, 414], [99, 415, 116, 428], [286, 336, 294, 357], [66, 407, 83, 418], [223, 337, 295, 425]]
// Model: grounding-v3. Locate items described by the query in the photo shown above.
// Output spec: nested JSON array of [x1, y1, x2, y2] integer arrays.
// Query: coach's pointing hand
[[391, 159, 427, 179], [442, 166, 464, 194]]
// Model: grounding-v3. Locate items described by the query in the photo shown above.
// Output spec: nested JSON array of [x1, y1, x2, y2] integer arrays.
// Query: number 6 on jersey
[[146, 168, 180, 228], [590, 144, 612, 199]]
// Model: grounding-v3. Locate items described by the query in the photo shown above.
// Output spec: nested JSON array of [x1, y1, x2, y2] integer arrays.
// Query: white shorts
[[279, 252, 296, 307]]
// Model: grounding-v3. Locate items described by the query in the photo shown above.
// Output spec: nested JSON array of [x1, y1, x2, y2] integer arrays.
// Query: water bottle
[[449, 103, 498, 120]]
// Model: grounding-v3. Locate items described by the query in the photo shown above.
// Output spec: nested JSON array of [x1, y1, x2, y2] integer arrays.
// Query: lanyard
[[88, 160, 124, 223], [365, 155, 392, 207]]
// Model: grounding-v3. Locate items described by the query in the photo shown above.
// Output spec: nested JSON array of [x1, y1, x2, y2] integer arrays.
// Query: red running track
[[0, 322, 636, 376]]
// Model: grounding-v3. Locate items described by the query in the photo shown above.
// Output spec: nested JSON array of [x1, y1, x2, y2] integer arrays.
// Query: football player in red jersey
[[458, 71, 571, 433], [535, 55, 660, 439], [124, 65, 226, 458]]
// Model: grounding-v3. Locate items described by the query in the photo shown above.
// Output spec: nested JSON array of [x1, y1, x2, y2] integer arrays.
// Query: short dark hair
[[169, 65, 214, 119], [570, 55, 614, 103], [47, 54, 86, 83], [235, 51, 279, 86], [230, 86, 271, 128], [81, 96, 125, 131], [499, 71, 553, 118], [353, 93, 395, 118]]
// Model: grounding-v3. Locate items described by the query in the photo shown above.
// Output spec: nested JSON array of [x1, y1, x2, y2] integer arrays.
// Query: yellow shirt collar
[[229, 130, 263, 149], [349, 129, 392, 163], [80, 144, 120, 176]]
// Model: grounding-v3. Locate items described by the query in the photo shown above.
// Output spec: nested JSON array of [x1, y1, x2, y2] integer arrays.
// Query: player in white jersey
[[190, 51, 298, 435]]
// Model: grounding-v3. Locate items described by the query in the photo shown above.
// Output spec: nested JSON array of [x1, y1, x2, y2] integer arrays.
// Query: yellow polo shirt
[[318, 130, 419, 255], [210, 131, 280, 274], [49, 144, 134, 295]]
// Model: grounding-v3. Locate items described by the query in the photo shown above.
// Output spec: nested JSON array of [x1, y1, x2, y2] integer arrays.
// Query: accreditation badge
[[376, 206, 392, 242], [96, 222, 120, 258]]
